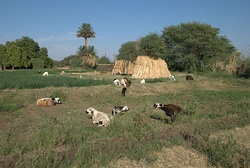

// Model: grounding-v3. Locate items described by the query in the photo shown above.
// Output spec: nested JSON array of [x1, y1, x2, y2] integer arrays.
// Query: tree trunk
[[85, 38, 88, 48]]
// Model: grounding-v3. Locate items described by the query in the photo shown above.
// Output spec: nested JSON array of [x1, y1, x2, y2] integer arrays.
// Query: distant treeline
[[0, 36, 53, 69]]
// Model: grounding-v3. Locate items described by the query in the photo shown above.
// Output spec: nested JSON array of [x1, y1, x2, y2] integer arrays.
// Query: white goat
[[43, 72, 48, 76], [168, 74, 176, 81], [140, 79, 145, 84]]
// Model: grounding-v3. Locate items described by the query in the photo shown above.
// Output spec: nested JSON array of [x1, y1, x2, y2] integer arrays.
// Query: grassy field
[[0, 70, 250, 167]]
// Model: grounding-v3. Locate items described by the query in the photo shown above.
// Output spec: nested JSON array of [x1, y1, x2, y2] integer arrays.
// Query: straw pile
[[132, 56, 171, 78], [112, 56, 171, 78], [112, 60, 135, 75]]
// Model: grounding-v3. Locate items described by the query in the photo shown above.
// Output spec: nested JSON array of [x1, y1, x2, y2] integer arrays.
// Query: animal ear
[[52, 98, 55, 100]]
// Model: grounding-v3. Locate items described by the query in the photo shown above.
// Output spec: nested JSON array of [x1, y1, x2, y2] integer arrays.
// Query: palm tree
[[77, 23, 95, 49]]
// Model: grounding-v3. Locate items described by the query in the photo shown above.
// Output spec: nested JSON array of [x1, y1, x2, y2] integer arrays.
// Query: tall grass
[[0, 70, 111, 89]]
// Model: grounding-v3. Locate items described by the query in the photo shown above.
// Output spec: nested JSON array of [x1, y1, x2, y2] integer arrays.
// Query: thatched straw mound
[[112, 60, 135, 75], [112, 56, 171, 79], [132, 56, 171, 79]]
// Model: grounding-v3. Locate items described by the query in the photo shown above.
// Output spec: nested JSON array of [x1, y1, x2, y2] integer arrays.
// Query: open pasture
[[0, 70, 250, 167]]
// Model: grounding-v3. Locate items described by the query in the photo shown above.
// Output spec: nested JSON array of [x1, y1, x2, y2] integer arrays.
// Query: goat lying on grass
[[112, 106, 129, 115], [86, 107, 113, 127], [37, 98, 61, 107], [153, 103, 183, 123]]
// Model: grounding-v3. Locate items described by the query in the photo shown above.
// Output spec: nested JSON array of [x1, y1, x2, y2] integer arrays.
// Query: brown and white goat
[[120, 77, 132, 88], [112, 105, 129, 115], [37, 98, 61, 107], [153, 103, 183, 123]]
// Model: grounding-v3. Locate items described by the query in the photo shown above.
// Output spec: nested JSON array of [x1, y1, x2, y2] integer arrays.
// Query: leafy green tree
[[77, 23, 95, 49], [0, 44, 7, 66], [16, 36, 40, 68], [162, 22, 236, 71], [97, 55, 112, 64], [5, 41, 22, 69], [139, 33, 167, 59], [117, 41, 138, 62]]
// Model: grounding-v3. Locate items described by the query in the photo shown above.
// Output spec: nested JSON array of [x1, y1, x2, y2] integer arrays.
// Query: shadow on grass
[[150, 115, 170, 124]]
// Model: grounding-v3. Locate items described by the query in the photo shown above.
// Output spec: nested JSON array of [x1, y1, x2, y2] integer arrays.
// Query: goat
[[168, 74, 176, 81], [43, 72, 48, 76], [121, 87, 127, 97], [113, 78, 121, 86], [186, 75, 194, 81], [86, 107, 113, 127], [153, 103, 183, 123], [37, 98, 61, 107], [140, 79, 146, 84], [112, 106, 129, 115], [120, 77, 132, 88]]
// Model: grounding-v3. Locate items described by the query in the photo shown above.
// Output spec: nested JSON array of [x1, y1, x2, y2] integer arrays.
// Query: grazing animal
[[186, 75, 194, 81], [112, 106, 129, 115], [86, 107, 113, 127], [140, 79, 146, 84], [168, 74, 176, 81], [43, 72, 48, 76], [121, 87, 127, 97], [113, 78, 121, 86], [153, 103, 183, 123], [61, 71, 66, 75], [120, 77, 132, 88], [37, 98, 61, 107]]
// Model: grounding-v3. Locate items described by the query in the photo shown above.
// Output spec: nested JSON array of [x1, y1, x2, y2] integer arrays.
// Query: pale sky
[[1, 0, 249, 61]]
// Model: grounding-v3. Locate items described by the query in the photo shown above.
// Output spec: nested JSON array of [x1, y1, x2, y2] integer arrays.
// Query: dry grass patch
[[107, 146, 210, 168], [209, 124, 250, 149]]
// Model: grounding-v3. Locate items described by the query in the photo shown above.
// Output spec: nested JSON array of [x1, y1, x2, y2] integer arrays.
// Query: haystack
[[132, 56, 171, 79], [112, 60, 135, 75]]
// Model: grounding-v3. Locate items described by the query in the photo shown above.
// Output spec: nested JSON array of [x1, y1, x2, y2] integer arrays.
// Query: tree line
[[117, 21, 242, 72], [1, 22, 249, 77], [0, 36, 53, 69]]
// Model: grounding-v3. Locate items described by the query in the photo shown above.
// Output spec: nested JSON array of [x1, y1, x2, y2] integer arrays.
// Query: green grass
[[0, 70, 112, 89], [0, 70, 250, 167]]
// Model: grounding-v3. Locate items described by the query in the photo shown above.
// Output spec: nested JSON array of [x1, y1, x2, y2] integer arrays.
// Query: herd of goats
[[37, 73, 194, 127]]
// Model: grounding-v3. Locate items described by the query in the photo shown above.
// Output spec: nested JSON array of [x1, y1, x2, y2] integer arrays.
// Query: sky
[[1, 0, 250, 61]]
